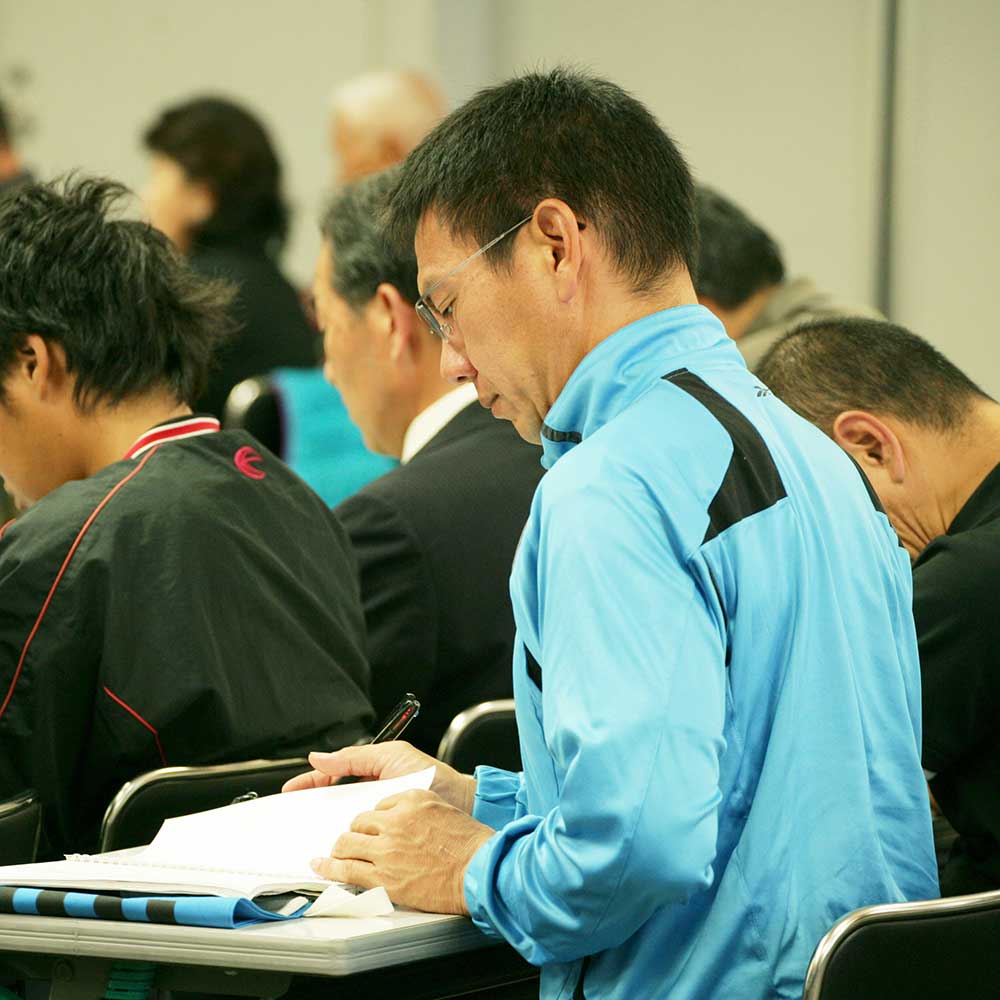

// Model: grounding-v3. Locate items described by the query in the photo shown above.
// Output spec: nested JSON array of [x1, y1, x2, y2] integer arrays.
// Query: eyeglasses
[[415, 215, 533, 341]]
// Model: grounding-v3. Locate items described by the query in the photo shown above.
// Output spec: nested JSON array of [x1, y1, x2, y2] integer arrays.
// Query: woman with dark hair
[[142, 97, 317, 418]]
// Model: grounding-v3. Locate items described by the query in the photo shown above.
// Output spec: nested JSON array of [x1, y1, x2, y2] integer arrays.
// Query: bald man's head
[[329, 70, 446, 185]]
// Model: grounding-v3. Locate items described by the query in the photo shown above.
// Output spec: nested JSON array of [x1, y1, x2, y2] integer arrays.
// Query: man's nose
[[440, 339, 476, 385]]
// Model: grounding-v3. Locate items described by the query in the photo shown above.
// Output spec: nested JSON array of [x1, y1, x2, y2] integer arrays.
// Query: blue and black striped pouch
[[0, 886, 309, 928]]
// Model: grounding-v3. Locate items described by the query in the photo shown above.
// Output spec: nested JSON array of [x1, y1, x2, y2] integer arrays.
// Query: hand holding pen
[[282, 692, 477, 815]]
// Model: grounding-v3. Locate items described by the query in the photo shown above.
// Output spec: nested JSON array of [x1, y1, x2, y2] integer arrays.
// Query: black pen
[[233, 694, 423, 803], [370, 693, 421, 744], [327, 694, 421, 786]]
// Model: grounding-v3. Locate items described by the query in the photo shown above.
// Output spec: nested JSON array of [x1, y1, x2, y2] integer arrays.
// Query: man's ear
[[373, 283, 419, 365], [16, 335, 68, 401], [831, 410, 906, 484], [531, 198, 584, 304]]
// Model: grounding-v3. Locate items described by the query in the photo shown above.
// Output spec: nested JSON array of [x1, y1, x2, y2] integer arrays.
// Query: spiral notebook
[[0, 767, 435, 900]]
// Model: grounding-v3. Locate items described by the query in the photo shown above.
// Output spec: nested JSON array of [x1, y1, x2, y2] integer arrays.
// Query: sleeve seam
[[582, 608, 697, 948]]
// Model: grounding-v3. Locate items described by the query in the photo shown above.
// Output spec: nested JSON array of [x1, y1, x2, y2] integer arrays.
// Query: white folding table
[[0, 908, 534, 999]]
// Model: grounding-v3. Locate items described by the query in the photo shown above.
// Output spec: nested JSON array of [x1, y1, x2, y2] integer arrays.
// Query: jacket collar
[[539, 305, 735, 469], [949, 461, 1000, 535], [124, 414, 221, 460]]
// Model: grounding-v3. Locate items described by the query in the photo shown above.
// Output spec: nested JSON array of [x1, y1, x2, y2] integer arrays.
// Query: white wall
[[0, 0, 499, 284], [2, 0, 998, 394], [892, 0, 1000, 396], [0, 0, 369, 284], [494, 0, 888, 308]]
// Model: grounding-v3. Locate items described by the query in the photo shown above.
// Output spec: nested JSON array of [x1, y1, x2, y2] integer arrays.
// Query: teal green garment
[[270, 368, 396, 506], [464, 305, 938, 999]]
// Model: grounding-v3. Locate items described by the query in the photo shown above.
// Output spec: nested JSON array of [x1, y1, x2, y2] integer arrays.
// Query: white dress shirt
[[400, 383, 479, 464]]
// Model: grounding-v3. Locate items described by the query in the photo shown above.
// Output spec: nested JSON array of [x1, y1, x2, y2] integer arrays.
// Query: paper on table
[[138, 766, 437, 879], [0, 769, 437, 902], [0, 857, 290, 899], [304, 884, 394, 918]]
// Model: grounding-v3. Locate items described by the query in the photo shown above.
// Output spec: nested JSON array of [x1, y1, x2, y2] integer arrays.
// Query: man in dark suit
[[313, 168, 544, 754]]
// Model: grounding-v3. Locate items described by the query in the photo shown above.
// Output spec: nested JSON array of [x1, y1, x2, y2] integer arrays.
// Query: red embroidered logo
[[234, 446, 266, 480]]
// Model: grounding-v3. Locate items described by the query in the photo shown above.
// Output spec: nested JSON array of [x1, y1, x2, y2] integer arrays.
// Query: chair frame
[[0, 790, 41, 864], [222, 375, 271, 429], [437, 699, 517, 766], [803, 888, 1000, 1000], [98, 756, 308, 853]]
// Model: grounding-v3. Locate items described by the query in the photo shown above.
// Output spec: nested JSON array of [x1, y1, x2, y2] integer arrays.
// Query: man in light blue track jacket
[[292, 69, 938, 999]]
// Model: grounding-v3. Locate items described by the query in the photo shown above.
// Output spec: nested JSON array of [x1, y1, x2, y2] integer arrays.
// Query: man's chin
[[509, 414, 543, 446], [485, 399, 542, 445]]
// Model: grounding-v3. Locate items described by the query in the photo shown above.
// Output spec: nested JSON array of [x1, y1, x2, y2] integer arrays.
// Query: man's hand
[[311, 788, 495, 914], [282, 740, 477, 813]]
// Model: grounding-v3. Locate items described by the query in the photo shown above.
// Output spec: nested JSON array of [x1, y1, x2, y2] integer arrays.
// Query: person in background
[[316, 168, 543, 755], [0, 94, 33, 522], [240, 70, 448, 507], [328, 70, 446, 185], [695, 185, 881, 369], [0, 177, 372, 855], [142, 97, 317, 418], [757, 316, 1000, 896], [288, 69, 936, 1000], [0, 94, 33, 198]]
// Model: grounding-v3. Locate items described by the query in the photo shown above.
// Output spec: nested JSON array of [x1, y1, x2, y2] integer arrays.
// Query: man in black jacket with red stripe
[[0, 177, 373, 855]]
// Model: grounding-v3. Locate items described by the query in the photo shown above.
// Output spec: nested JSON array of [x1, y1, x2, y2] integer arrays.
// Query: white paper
[[304, 884, 393, 918], [0, 768, 436, 901], [139, 766, 436, 878], [0, 856, 324, 899]]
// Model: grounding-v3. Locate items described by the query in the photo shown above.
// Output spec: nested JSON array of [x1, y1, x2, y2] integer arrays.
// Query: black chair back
[[437, 700, 521, 774], [0, 791, 41, 865], [98, 757, 309, 852], [803, 889, 1000, 1000], [222, 376, 283, 455]]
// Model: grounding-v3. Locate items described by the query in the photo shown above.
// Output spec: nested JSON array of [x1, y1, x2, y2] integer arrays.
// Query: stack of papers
[[0, 767, 436, 921]]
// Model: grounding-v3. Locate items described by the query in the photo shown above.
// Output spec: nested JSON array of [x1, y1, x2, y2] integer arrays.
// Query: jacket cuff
[[471, 765, 523, 830], [464, 831, 505, 939]]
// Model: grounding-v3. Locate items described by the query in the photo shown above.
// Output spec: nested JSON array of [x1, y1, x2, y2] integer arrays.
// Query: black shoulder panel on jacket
[[664, 368, 787, 544], [540, 424, 582, 444], [846, 453, 886, 514], [525, 645, 542, 691]]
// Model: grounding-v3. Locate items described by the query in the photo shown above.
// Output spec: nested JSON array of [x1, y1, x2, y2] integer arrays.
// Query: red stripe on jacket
[[0, 448, 159, 720], [124, 418, 220, 460], [102, 686, 167, 767]]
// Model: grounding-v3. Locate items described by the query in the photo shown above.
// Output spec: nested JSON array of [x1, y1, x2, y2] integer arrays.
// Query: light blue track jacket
[[462, 306, 938, 1000]]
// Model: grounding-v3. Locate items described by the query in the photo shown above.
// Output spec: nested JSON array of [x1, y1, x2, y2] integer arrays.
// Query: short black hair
[[144, 97, 288, 255], [756, 316, 990, 434], [385, 67, 698, 294], [694, 186, 785, 309], [0, 175, 236, 410], [320, 167, 419, 309]]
